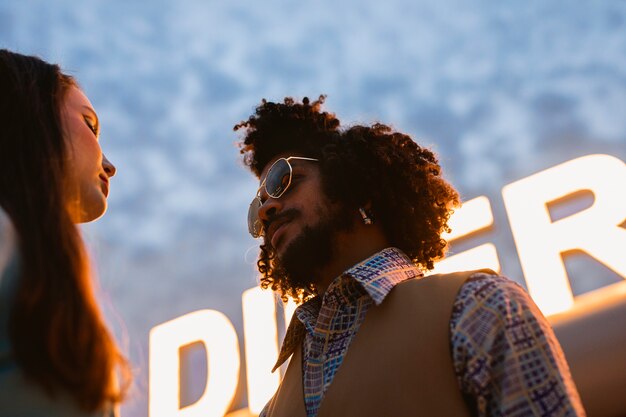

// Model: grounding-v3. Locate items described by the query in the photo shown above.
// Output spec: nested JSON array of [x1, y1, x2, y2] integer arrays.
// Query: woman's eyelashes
[[83, 116, 99, 137]]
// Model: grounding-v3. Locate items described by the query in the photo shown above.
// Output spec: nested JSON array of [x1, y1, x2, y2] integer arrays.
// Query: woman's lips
[[99, 175, 109, 197]]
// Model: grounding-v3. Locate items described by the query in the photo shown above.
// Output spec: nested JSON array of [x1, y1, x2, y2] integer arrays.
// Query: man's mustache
[[263, 208, 299, 244]]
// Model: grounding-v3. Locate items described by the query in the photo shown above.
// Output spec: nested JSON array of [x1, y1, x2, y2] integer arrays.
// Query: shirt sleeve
[[450, 273, 586, 417]]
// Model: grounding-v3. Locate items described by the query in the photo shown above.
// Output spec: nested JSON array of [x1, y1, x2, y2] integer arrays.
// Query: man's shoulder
[[380, 269, 534, 319], [453, 272, 531, 311], [392, 268, 499, 295], [450, 272, 540, 333], [377, 269, 501, 317], [405, 269, 527, 303]]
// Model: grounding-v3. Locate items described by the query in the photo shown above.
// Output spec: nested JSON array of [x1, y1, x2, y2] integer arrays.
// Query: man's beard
[[267, 204, 353, 294]]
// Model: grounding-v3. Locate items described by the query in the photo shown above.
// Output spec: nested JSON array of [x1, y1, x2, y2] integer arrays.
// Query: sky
[[1, 1, 625, 415]]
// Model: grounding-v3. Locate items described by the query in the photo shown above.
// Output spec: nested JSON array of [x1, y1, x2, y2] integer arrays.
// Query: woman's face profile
[[60, 86, 116, 223]]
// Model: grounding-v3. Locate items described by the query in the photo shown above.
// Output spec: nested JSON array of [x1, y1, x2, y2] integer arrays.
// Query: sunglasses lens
[[265, 159, 292, 198], [248, 198, 263, 237]]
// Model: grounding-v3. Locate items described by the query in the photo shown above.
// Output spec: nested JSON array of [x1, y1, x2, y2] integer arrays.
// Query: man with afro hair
[[236, 96, 584, 417]]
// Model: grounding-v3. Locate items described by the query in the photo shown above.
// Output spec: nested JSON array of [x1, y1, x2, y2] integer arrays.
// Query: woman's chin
[[71, 201, 107, 224]]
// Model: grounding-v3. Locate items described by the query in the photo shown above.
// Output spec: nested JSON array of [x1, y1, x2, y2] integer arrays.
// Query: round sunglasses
[[248, 156, 319, 238]]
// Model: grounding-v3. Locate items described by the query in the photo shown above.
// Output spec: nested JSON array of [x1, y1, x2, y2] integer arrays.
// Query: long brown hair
[[0, 49, 129, 412]]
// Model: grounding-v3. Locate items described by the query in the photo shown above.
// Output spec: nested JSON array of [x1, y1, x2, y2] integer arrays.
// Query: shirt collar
[[342, 246, 423, 305], [272, 247, 422, 371]]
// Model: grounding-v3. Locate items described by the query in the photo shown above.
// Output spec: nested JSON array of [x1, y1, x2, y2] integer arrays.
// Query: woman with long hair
[[0, 49, 130, 416]]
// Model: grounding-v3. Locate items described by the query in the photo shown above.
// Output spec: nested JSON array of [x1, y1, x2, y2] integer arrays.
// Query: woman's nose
[[103, 154, 117, 178]]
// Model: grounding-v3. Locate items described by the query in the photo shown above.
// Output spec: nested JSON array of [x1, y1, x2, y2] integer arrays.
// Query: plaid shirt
[[262, 247, 585, 417]]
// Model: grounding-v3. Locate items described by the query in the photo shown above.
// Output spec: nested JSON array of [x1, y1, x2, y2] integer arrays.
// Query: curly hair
[[235, 96, 460, 302]]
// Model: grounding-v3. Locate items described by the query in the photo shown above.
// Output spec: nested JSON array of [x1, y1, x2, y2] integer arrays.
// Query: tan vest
[[265, 269, 496, 417]]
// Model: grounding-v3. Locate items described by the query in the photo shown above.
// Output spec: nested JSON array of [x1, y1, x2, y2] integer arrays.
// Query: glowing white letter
[[242, 288, 281, 414], [149, 310, 240, 417], [502, 154, 626, 316], [432, 196, 501, 274]]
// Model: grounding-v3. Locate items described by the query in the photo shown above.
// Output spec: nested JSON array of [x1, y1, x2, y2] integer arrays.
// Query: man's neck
[[314, 224, 390, 295]]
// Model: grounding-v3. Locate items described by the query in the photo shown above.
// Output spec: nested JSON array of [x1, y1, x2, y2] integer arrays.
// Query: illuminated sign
[[149, 154, 626, 417], [503, 154, 626, 315], [149, 310, 240, 417]]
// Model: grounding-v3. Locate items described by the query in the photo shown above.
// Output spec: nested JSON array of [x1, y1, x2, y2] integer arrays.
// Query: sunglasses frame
[[248, 156, 319, 238]]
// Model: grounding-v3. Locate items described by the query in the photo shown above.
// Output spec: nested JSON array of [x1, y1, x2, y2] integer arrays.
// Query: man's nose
[[258, 197, 282, 223], [103, 154, 117, 178]]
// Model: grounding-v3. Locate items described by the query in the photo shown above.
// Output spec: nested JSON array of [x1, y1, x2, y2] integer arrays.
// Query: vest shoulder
[[427, 268, 499, 280], [394, 268, 498, 292], [378, 269, 497, 314]]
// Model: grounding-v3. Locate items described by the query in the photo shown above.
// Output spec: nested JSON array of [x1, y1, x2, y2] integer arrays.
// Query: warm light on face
[[503, 154, 626, 316], [149, 310, 240, 417]]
